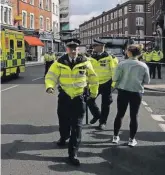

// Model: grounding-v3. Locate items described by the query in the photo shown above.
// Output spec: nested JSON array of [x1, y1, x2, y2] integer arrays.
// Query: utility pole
[[144, 0, 147, 48], [17, 0, 20, 26]]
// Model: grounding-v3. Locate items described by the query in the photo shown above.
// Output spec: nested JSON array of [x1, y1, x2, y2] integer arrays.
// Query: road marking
[[1, 85, 19, 92], [159, 124, 165, 132], [151, 115, 165, 122], [32, 77, 43, 81], [142, 101, 148, 106], [145, 107, 153, 113]]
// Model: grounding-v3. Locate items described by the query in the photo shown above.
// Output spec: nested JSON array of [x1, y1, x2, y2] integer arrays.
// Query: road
[[1, 65, 165, 175]]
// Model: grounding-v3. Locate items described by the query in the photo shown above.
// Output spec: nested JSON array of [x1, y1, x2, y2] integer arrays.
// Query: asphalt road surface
[[1, 65, 165, 175]]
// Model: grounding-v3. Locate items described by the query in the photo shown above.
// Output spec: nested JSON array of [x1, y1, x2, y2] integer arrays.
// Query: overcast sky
[[69, 0, 121, 29]]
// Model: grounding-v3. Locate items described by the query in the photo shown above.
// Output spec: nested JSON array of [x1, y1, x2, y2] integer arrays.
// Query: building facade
[[52, 0, 60, 52], [79, 0, 152, 45], [150, 0, 165, 59], [59, 0, 70, 31]]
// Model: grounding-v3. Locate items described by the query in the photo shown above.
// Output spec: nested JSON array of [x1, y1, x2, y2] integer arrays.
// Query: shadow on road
[[1, 124, 58, 135], [1, 130, 165, 175], [87, 129, 165, 142]]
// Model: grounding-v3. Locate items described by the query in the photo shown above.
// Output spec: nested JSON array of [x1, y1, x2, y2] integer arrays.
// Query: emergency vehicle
[[0, 29, 25, 78]]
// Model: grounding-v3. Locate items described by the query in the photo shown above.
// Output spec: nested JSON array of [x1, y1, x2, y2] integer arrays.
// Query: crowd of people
[[44, 38, 163, 166]]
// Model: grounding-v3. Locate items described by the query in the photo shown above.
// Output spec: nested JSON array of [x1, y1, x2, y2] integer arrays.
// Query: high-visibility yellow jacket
[[45, 54, 99, 99], [143, 52, 152, 62], [151, 50, 164, 62], [112, 56, 119, 67], [44, 52, 56, 62], [89, 53, 118, 85]]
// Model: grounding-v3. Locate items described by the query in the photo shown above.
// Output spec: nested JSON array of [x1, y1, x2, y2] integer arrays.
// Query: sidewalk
[[144, 66, 165, 91]]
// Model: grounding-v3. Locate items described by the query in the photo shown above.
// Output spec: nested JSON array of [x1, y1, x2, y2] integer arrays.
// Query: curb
[[144, 87, 165, 93], [25, 63, 44, 67]]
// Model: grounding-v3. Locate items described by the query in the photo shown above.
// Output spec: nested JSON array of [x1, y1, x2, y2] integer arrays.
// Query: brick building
[[79, 0, 152, 45], [150, 0, 165, 59]]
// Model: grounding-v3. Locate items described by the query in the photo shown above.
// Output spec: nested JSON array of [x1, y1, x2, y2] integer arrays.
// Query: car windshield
[[106, 48, 123, 55]]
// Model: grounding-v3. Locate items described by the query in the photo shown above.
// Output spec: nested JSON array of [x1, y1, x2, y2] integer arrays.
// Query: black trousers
[[114, 89, 142, 139], [45, 61, 54, 76], [57, 90, 85, 158], [87, 80, 113, 124], [146, 63, 152, 77], [151, 61, 161, 79]]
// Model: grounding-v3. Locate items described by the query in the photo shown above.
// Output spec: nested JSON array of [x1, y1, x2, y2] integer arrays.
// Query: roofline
[[79, 0, 149, 27]]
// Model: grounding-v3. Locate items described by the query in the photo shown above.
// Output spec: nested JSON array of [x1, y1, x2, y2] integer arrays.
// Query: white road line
[[159, 124, 165, 132], [1, 85, 19, 92], [145, 107, 153, 113], [142, 101, 148, 106], [151, 115, 165, 122], [32, 77, 43, 82]]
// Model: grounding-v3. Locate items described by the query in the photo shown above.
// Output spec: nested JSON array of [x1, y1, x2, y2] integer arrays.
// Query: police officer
[[143, 48, 152, 77], [112, 44, 150, 147], [45, 39, 99, 166], [151, 47, 164, 79], [87, 40, 118, 130], [44, 47, 56, 76]]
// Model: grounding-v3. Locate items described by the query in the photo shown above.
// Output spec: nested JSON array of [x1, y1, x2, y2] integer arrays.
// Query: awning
[[24, 36, 44, 46]]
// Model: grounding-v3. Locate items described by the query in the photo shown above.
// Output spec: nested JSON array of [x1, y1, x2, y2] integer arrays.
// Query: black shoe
[[98, 124, 106, 130], [68, 157, 80, 166], [57, 138, 66, 147], [90, 118, 99, 124]]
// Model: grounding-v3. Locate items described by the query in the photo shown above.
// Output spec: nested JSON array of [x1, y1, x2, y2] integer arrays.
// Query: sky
[[69, 0, 121, 29]]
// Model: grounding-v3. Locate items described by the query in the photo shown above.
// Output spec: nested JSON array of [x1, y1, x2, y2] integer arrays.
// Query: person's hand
[[46, 88, 54, 94]]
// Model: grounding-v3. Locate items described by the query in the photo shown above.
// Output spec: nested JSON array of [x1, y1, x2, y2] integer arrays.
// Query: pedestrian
[[143, 48, 152, 77], [150, 47, 164, 79], [44, 47, 56, 76], [87, 40, 118, 130], [45, 38, 99, 166], [112, 44, 150, 147]]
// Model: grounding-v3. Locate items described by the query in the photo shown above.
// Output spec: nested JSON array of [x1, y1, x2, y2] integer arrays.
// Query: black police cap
[[92, 39, 105, 47], [64, 39, 81, 47]]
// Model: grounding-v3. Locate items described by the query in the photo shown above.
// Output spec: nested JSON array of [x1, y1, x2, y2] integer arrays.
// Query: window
[[39, 16, 44, 29], [46, 18, 50, 31], [17, 41, 23, 48], [100, 27, 102, 33], [103, 26, 105, 32], [124, 6, 128, 14], [119, 20, 122, 29], [22, 11, 27, 28], [100, 18, 102, 24], [111, 23, 113, 30], [103, 16, 105, 23], [135, 5, 144, 12], [53, 3, 55, 14], [119, 9, 122, 17], [114, 22, 117, 30], [30, 0, 34, 5], [97, 28, 99, 34], [4, 7, 8, 24], [114, 11, 117, 18], [107, 24, 109, 31], [106, 15, 109, 21], [30, 13, 34, 29], [111, 13, 113, 19], [97, 19, 99, 25], [136, 30, 144, 38], [136, 17, 144, 26], [45, 0, 50, 11], [125, 18, 128, 27], [1, 6, 3, 23], [125, 31, 128, 36], [39, 0, 43, 9], [8, 8, 12, 24]]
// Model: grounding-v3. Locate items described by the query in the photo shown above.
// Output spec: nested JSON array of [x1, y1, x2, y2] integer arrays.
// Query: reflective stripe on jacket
[[45, 54, 99, 99], [89, 55, 118, 85], [44, 53, 56, 62], [151, 50, 163, 62], [143, 52, 152, 62]]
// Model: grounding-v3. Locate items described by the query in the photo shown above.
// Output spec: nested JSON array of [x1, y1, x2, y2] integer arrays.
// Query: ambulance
[[0, 28, 25, 79]]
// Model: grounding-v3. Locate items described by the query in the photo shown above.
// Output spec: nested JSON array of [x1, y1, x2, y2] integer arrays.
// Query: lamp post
[[144, 0, 147, 48]]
